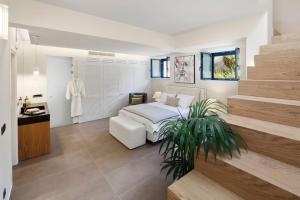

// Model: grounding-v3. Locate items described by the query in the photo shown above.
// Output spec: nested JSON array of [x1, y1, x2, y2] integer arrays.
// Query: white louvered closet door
[[78, 58, 104, 123], [133, 60, 150, 92], [118, 59, 134, 94], [102, 58, 127, 117], [78, 57, 150, 123]]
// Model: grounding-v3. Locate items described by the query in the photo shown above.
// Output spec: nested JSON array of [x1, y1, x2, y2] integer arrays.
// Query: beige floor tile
[[120, 173, 173, 200], [13, 150, 93, 188], [86, 138, 129, 160], [54, 176, 118, 200], [104, 150, 163, 195], [13, 118, 168, 200], [13, 163, 103, 200]]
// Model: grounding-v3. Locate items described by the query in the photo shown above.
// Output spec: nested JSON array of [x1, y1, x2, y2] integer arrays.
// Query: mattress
[[119, 102, 189, 142]]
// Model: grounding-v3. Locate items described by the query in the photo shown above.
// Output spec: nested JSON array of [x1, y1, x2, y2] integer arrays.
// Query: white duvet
[[119, 102, 189, 142]]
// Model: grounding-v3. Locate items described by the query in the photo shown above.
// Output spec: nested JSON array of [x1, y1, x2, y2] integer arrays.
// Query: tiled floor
[[12, 119, 172, 200]]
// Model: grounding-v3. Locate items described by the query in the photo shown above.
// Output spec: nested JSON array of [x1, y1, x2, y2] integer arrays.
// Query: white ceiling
[[27, 26, 168, 56], [35, 0, 268, 34]]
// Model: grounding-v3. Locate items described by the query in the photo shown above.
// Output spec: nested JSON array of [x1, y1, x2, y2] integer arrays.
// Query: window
[[151, 57, 170, 78], [201, 48, 240, 80]]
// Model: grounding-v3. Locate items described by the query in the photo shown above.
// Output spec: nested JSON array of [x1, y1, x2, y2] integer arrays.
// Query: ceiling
[[35, 0, 268, 34], [26, 26, 168, 56]]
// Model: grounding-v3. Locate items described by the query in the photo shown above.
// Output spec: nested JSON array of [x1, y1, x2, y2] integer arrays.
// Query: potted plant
[[159, 99, 246, 180]]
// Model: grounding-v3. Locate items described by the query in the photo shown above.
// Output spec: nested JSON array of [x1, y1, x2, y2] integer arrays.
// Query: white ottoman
[[109, 116, 146, 149]]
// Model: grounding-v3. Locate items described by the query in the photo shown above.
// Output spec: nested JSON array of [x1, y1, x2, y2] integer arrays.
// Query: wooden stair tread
[[221, 114, 300, 142], [255, 54, 300, 60], [222, 113, 300, 167], [258, 49, 300, 57], [240, 79, 300, 83], [254, 54, 300, 67], [238, 80, 300, 101], [222, 151, 300, 197], [168, 170, 244, 200], [247, 66, 300, 80], [169, 34, 300, 200], [228, 95, 300, 128], [229, 95, 300, 106], [196, 151, 300, 199], [260, 42, 300, 55], [261, 42, 300, 50], [272, 33, 300, 43]]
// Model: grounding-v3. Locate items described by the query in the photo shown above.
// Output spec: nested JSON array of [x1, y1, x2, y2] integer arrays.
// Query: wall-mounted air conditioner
[[88, 50, 115, 57]]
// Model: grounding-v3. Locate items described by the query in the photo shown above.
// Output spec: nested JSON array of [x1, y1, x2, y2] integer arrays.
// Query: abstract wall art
[[174, 55, 195, 84]]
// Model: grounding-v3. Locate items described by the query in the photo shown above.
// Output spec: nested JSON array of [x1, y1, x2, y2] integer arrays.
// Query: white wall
[[0, 1, 13, 198], [274, 0, 300, 34], [17, 41, 149, 103], [8, 0, 276, 58], [151, 1, 272, 103], [246, 13, 270, 67], [7, 28, 18, 166], [151, 4, 272, 103], [174, 15, 258, 49], [173, 13, 271, 67], [9, 0, 173, 51], [0, 39, 12, 200], [17, 41, 47, 103], [151, 40, 246, 104]]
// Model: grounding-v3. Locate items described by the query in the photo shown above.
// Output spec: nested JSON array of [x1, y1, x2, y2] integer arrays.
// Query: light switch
[[2, 187, 6, 199], [1, 123, 6, 136]]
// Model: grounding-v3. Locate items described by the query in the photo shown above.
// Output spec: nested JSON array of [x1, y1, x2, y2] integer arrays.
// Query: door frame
[[47, 56, 72, 128], [10, 49, 18, 166]]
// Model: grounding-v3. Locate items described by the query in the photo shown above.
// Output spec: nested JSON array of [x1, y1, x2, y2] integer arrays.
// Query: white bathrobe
[[66, 79, 86, 119]]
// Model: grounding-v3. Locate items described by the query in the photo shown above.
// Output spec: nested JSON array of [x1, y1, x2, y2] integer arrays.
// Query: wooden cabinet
[[18, 121, 50, 161]]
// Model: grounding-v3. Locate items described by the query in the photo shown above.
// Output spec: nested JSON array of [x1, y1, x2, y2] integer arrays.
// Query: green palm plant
[[158, 99, 246, 180]]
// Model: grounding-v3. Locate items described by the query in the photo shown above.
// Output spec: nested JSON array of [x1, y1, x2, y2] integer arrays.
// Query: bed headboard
[[165, 85, 206, 104]]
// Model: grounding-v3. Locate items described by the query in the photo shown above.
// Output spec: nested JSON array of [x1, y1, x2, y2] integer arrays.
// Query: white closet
[[77, 57, 149, 123]]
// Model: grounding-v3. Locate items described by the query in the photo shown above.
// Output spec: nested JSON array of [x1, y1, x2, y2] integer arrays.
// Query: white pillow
[[159, 92, 176, 104], [177, 94, 195, 109]]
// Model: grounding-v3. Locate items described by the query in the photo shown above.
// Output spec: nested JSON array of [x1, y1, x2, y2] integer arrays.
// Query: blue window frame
[[151, 57, 170, 78], [200, 48, 240, 81]]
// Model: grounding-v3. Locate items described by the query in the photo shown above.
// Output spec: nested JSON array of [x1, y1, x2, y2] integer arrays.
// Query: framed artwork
[[174, 55, 195, 84]]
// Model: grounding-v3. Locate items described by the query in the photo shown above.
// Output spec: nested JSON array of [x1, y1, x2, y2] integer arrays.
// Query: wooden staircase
[[168, 33, 300, 200]]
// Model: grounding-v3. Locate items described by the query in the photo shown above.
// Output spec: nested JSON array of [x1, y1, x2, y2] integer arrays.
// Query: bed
[[119, 86, 204, 142]]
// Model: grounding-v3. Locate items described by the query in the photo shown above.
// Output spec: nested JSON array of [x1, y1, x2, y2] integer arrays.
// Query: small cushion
[[133, 94, 144, 98], [165, 96, 179, 107], [159, 92, 176, 104], [177, 94, 195, 109], [131, 97, 143, 105]]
